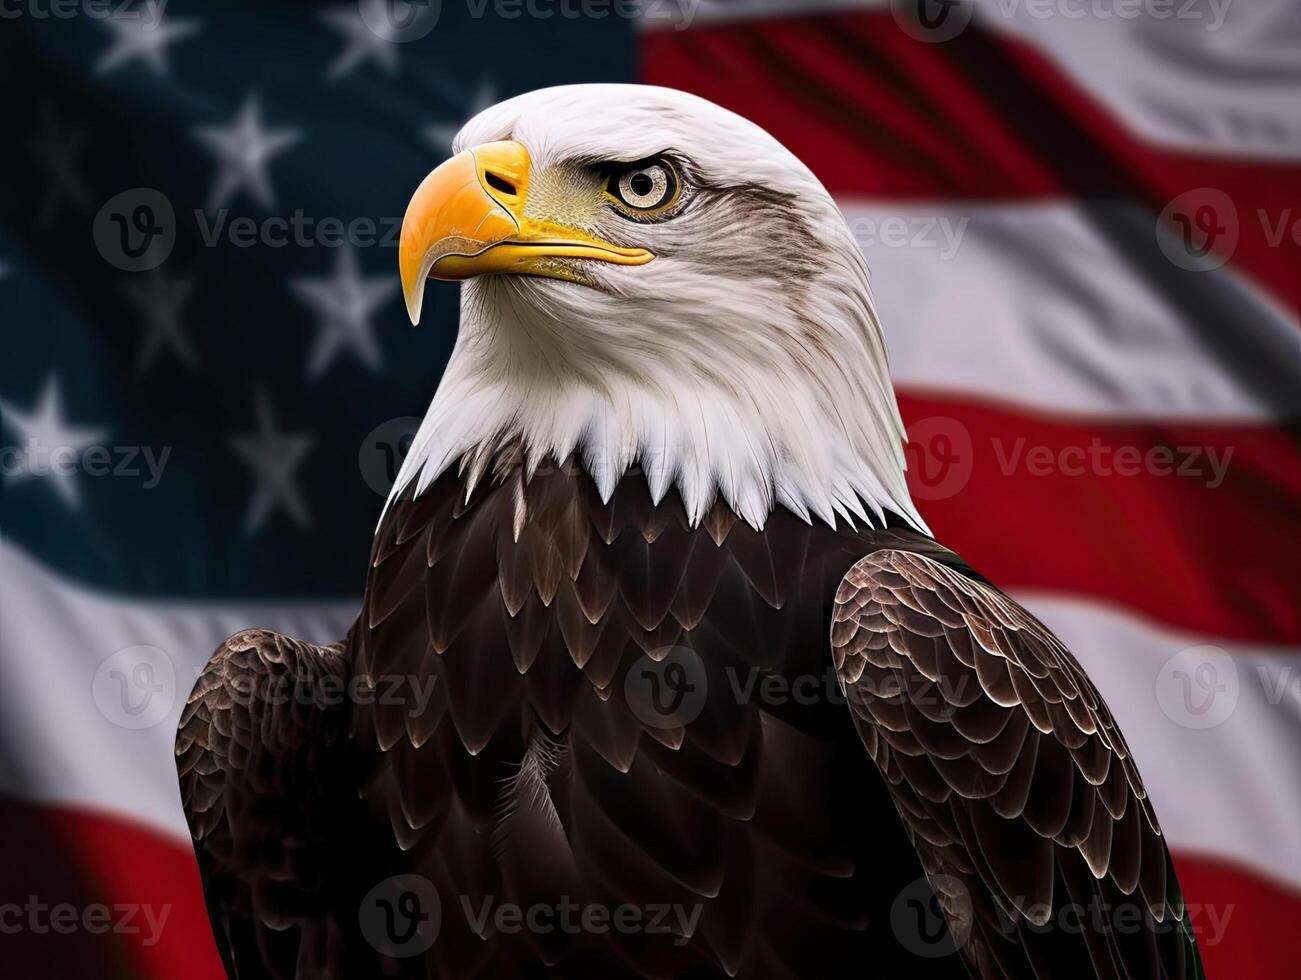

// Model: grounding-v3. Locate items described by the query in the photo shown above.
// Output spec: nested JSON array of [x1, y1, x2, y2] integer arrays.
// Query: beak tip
[[400, 263, 427, 326]]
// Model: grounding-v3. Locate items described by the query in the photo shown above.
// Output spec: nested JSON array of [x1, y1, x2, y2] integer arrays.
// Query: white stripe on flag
[[839, 200, 1300, 420], [1025, 590, 1301, 890], [0, 539, 355, 841], [643, 0, 1301, 159], [3, 541, 1299, 888]]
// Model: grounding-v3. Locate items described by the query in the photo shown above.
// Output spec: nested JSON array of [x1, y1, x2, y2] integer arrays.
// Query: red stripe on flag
[[897, 391, 1301, 645], [640, 12, 1301, 312], [1176, 852, 1301, 980], [2, 795, 224, 980]]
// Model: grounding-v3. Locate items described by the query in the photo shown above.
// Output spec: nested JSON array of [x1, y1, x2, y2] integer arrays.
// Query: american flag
[[1, 1, 1297, 976]]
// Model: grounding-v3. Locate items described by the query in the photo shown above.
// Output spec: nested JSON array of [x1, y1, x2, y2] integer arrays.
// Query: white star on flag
[[422, 79, 496, 155], [193, 96, 303, 212], [321, 4, 400, 79], [291, 246, 398, 378], [0, 375, 109, 510], [95, 7, 201, 77], [119, 267, 200, 374], [228, 390, 315, 533]]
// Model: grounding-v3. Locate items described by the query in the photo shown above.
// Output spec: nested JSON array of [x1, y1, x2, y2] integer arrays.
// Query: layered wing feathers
[[176, 629, 358, 979], [832, 550, 1204, 980]]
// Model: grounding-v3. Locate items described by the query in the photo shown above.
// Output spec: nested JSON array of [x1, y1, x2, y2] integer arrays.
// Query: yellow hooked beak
[[398, 140, 655, 324]]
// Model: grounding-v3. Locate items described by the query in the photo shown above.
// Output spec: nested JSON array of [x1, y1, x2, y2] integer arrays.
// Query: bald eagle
[[177, 84, 1204, 980]]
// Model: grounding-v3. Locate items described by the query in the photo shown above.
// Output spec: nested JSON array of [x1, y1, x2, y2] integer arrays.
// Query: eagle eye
[[605, 157, 680, 217]]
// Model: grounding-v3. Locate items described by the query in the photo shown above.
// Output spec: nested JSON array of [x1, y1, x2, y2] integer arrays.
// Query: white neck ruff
[[388, 283, 926, 535]]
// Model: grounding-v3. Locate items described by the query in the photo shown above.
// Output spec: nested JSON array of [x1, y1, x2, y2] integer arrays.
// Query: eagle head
[[394, 83, 923, 533]]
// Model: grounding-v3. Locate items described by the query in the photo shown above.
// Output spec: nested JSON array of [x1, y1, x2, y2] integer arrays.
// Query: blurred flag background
[[1, 0, 1297, 976]]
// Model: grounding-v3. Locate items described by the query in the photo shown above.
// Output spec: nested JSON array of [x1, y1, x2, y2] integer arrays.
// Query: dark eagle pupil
[[630, 172, 654, 197]]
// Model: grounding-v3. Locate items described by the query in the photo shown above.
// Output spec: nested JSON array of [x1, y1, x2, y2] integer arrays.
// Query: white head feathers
[[389, 83, 925, 533]]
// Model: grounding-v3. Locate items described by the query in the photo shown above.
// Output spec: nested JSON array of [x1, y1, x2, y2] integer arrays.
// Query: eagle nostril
[[484, 172, 517, 196]]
